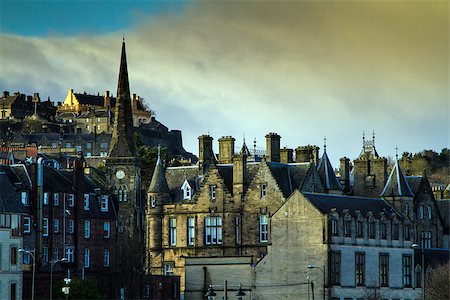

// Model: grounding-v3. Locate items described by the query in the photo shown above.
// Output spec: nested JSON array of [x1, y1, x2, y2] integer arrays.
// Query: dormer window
[[260, 183, 267, 198], [181, 180, 193, 200]]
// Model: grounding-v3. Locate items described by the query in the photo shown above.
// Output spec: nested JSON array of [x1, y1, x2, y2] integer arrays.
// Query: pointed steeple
[[380, 157, 414, 197], [317, 149, 343, 192], [109, 40, 135, 157], [239, 138, 251, 157], [148, 146, 169, 193]]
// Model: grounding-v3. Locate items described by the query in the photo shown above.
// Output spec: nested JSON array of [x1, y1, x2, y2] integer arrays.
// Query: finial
[[362, 130, 365, 141], [372, 130, 375, 143], [123, 34, 125, 42], [253, 138, 257, 158], [243, 133, 245, 143], [395, 146, 398, 160], [323, 136, 327, 152]]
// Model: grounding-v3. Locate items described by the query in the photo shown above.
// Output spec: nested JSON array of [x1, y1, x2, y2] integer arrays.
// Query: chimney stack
[[2, 91, 9, 98], [218, 136, 235, 164], [265, 132, 281, 162], [198, 135, 214, 169], [280, 147, 293, 163], [339, 157, 350, 191], [295, 145, 320, 164]]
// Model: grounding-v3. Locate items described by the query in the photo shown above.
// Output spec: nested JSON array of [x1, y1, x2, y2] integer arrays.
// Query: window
[[100, 152, 108, 157], [0, 213, 11, 228], [84, 194, 89, 210], [355, 252, 365, 286], [235, 215, 241, 245], [404, 224, 410, 240], [84, 248, 90, 268], [402, 255, 412, 287], [65, 142, 71, 148], [344, 219, 351, 237], [419, 205, 424, 219], [65, 246, 75, 263], [84, 220, 90, 238], [380, 253, 389, 287], [54, 193, 59, 206], [69, 220, 74, 234], [118, 187, 127, 202], [380, 222, 387, 239], [169, 218, 176, 246], [104, 222, 111, 238], [259, 215, 269, 242], [86, 142, 92, 149], [187, 217, 195, 246], [150, 195, 156, 208], [331, 219, 338, 236], [100, 196, 108, 212], [44, 192, 49, 205], [405, 203, 409, 216], [10, 246, 17, 265], [21, 191, 29, 205], [53, 219, 59, 233], [53, 247, 59, 261], [210, 185, 216, 200], [368, 220, 375, 239], [260, 183, 267, 198], [10, 283, 17, 300], [164, 262, 174, 276], [183, 186, 191, 200], [144, 285, 150, 299], [42, 247, 48, 264], [43, 218, 49, 236], [392, 223, 399, 240], [100, 142, 108, 149], [356, 220, 363, 238], [23, 217, 31, 234], [103, 249, 110, 267], [22, 247, 30, 264], [68, 194, 75, 207], [421, 231, 432, 248], [85, 118, 89, 123], [86, 152, 91, 157], [205, 216, 222, 245], [330, 251, 341, 285], [427, 206, 432, 220]]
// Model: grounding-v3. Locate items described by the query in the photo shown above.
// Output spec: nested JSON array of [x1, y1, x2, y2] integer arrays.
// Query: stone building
[[145, 132, 334, 296], [0, 91, 56, 121]]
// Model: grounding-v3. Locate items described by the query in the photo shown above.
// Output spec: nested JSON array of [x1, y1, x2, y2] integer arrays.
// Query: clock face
[[116, 170, 125, 180]]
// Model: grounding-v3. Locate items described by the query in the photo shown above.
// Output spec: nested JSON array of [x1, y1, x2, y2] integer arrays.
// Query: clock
[[115, 170, 125, 180]]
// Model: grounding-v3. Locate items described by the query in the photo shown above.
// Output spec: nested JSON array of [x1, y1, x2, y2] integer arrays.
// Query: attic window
[[210, 185, 216, 201], [260, 183, 267, 198], [184, 186, 191, 200]]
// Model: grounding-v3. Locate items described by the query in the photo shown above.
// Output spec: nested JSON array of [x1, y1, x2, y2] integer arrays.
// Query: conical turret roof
[[380, 159, 414, 197], [317, 151, 343, 191], [148, 156, 170, 194]]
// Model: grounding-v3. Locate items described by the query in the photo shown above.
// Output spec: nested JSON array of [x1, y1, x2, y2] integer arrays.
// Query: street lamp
[[204, 285, 216, 300], [50, 258, 68, 300], [18, 248, 36, 300], [236, 284, 246, 300], [308, 264, 325, 300], [412, 243, 425, 300]]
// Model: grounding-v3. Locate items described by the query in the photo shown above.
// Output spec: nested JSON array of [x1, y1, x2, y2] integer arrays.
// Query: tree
[[423, 262, 449, 300], [54, 278, 103, 299]]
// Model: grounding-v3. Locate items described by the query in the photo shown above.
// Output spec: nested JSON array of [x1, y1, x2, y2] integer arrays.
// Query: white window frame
[[21, 191, 29, 205], [83, 194, 89, 210], [84, 248, 90, 268], [181, 180, 192, 200], [53, 219, 59, 233], [169, 218, 177, 246], [100, 195, 108, 212], [235, 215, 241, 245], [103, 249, 110, 267], [68, 194, 75, 207], [43, 218, 49, 236], [54, 193, 59, 206], [164, 262, 174, 276], [44, 192, 49, 205], [23, 217, 31, 234], [259, 215, 269, 242], [260, 183, 267, 198], [104, 222, 111, 238], [84, 220, 91, 238], [65, 246, 75, 263], [150, 195, 156, 208], [69, 219, 74, 234], [205, 216, 222, 245], [210, 185, 216, 200], [187, 217, 195, 246]]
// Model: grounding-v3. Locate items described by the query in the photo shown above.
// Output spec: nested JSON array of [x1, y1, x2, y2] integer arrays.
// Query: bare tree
[[423, 262, 449, 300]]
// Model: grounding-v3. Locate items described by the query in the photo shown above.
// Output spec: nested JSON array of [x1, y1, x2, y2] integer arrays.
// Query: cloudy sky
[[1, 0, 448, 166]]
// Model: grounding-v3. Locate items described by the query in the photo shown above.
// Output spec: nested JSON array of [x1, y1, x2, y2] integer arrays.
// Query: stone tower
[[105, 40, 142, 237], [146, 147, 169, 274], [352, 133, 387, 197]]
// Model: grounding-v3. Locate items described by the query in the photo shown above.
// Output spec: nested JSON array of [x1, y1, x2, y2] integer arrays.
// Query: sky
[[0, 0, 448, 167]]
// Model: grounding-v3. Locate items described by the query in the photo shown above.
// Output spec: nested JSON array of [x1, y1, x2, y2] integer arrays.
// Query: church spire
[[109, 40, 135, 157]]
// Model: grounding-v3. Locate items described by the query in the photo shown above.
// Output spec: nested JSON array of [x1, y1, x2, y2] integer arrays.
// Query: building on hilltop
[[0, 91, 57, 121]]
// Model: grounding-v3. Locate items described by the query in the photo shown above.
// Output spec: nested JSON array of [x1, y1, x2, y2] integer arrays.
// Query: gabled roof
[[317, 151, 343, 192], [266, 161, 293, 199], [166, 166, 201, 203], [43, 165, 75, 193], [217, 165, 233, 193], [74, 93, 116, 107], [380, 160, 414, 197], [148, 157, 170, 193], [0, 171, 29, 213], [303, 192, 401, 219], [405, 176, 423, 195]]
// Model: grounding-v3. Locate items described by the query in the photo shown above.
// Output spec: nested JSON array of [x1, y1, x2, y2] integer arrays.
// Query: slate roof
[[148, 157, 170, 193], [166, 166, 201, 203], [217, 165, 233, 193], [303, 192, 401, 219], [436, 200, 449, 232], [380, 160, 414, 197], [74, 93, 116, 107], [78, 109, 113, 119], [317, 151, 343, 191], [405, 176, 423, 195], [267, 162, 293, 198], [288, 163, 311, 189], [0, 171, 29, 213], [43, 165, 75, 193]]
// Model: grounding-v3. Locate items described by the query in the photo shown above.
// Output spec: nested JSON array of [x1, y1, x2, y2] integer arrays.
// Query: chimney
[[340, 157, 350, 191], [218, 136, 235, 164], [265, 132, 281, 162], [104, 90, 111, 108], [32, 93, 40, 103], [295, 145, 320, 163], [280, 147, 293, 163], [198, 135, 214, 169], [132, 93, 138, 111], [233, 152, 248, 197], [2, 91, 9, 98]]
